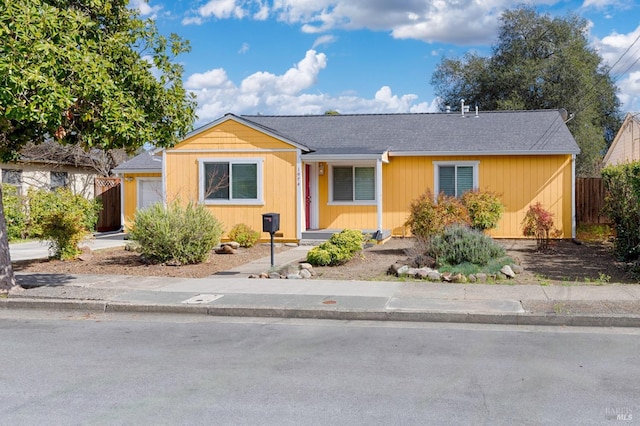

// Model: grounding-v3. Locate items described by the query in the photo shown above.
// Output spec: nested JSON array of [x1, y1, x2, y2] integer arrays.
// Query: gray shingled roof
[[242, 110, 580, 157], [112, 151, 162, 173]]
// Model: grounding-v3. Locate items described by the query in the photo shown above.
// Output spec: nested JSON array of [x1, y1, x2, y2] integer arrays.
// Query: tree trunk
[[0, 186, 17, 292]]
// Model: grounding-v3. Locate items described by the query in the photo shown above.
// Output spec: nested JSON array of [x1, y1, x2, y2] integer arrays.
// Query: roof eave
[[302, 152, 389, 163], [389, 150, 580, 157], [182, 113, 313, 153], [113, 168, 162, 174]]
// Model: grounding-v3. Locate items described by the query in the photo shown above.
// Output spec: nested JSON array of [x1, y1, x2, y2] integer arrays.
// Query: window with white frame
[[199, 158, 263, 204], [331, 165, 375, 203], [434, 161, 479, 197]]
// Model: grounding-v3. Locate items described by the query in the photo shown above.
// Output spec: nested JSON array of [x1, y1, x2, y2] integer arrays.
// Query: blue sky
[[130, 0, 640, 128]]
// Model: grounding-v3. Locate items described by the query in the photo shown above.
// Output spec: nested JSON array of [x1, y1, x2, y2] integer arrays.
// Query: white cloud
[[312, 34, 337, 49], [617, 71, 640, 112], [185, 50, 438, 126], [199, 0, 245, 19], [592, 25, 640, 110], [239, 42, 250, 54], [180, 0, 523, 45], [130, 0, 163, 18], [582, 0, 634, 10]]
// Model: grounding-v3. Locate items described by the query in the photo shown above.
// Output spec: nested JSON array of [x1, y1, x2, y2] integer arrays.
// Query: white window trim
[[328, 162, 377, 206], [433, 161, 479, 198], [137, 177, 163, 210], [198, 158, 264, 205]]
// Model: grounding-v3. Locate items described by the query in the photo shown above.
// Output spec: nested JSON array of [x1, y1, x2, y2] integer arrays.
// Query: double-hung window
[[199, 158, 263, 205], [331, 165, 375, 203], [434, 161, 479, 197]]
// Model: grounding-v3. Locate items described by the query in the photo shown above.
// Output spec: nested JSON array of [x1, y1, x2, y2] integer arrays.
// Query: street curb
[[3, 298, 640, 328]]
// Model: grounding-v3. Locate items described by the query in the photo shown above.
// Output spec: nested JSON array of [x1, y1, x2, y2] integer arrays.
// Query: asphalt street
[[1, 313, 638, 425]]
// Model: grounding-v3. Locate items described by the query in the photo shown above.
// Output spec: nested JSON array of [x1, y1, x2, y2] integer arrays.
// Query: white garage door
[[138, 178, 162, 209]]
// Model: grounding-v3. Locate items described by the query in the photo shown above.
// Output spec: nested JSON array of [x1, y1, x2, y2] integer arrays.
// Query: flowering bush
[[521, 202, 556, 251]]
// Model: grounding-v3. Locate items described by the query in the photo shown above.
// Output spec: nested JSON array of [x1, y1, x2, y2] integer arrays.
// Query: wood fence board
[[95, 177, 121, 232], [576, 177, 611, 225]]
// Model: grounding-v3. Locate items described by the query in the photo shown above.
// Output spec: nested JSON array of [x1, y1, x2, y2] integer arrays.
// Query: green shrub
[[28, 188, 101, 260], [426, 224, 505, 267], [1, 184, 27, 241], [521, 202, 556, 251], [461, 190, 504, 232], [129, 201, 224, 265], [228, 223, 260, 247], [306, 229, 365, 266], [405, 190, 470, 239], [602, 162, 640, 261]]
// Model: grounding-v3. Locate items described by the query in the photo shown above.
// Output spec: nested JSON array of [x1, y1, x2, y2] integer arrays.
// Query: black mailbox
[[262, 213, 280, 234]]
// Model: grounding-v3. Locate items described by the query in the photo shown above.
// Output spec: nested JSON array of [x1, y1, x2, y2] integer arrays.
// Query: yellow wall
[[165, 120, 299, 241], [317, 155, 573, 238], [121, 172, 162, 230]]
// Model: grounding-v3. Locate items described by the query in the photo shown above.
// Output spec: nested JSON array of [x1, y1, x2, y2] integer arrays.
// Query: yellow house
[[603, 112, 640, 167], [115, 110, 580, 242]]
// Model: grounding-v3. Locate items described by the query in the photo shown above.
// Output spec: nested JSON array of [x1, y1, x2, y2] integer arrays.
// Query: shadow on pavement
[[15, 273, 79, 288]]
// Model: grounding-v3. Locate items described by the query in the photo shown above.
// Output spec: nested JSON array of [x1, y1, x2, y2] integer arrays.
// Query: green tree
[[431, 7, 622, 177], [0, 0, 196, 291]]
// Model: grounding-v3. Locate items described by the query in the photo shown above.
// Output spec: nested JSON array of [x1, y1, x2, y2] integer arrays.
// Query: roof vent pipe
[[475, 105, 479, 118], [461, 99, 465, 117], [445, 105, 451, 113]]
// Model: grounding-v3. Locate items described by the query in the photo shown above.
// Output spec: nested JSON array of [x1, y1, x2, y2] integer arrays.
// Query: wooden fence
[[94, 177, 121, 232], [575, 177, 611, 225]]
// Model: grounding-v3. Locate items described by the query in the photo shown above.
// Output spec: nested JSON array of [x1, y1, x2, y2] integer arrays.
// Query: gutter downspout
[[162, 150, 167, 207], [117, 173, 125, 232], [376, 159, 383, 239], [571, 154, 576, 240], [296, 150, 303, 241]]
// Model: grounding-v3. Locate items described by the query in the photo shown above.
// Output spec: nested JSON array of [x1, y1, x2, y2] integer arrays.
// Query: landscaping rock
[[500, 265, 516, 278], [248, 274, 259, 279], [269, 272, 282, 279], [451, 273, 466, 283], [221, 241, 240, 249], [287, 273, 301, 279], [511, 264, 524, 274], [285, 243, 299, 247], [299, 263, 313, 270], [259, 272, 269, 279], [475, 273, 487, 283], [427, 272, 441, 282], [468, 274, 477, 283], [215, 245, 236, 254], [299, 269, 312, 279], [415, 269, 430, 280]]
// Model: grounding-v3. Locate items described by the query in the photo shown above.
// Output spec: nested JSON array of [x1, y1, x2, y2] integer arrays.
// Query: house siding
[[165, 121, 300, 241], [317, 154, 573, 238], [121, 172, 162, 229], [604, 115, 640, 166]]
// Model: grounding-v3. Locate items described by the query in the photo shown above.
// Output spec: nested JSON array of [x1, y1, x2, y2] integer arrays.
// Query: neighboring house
[[0, 141, 105, 198], [115, 109, 580, 241], [603, 112, 640, 167]]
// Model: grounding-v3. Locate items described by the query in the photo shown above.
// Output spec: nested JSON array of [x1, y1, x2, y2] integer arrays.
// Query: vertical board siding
[[122, 172, 161, 230], [165, 123, 299, 241], [378, 155, 572, 238]]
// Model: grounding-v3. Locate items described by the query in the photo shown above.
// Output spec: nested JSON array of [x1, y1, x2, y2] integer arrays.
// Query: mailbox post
[[262, 213, 280, 267]]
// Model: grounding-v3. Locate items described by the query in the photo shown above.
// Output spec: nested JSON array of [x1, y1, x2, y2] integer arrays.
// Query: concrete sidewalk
[[4, 237, 640, 327], [9, 232, 128, 261]]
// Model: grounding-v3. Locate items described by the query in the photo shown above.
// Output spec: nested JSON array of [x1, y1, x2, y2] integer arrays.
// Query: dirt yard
[[12, 236, 639, 285]]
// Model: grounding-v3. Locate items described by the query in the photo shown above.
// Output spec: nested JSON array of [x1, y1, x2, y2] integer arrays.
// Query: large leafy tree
[[431, 7, 622, 177], [0, 0, 196, 291]]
